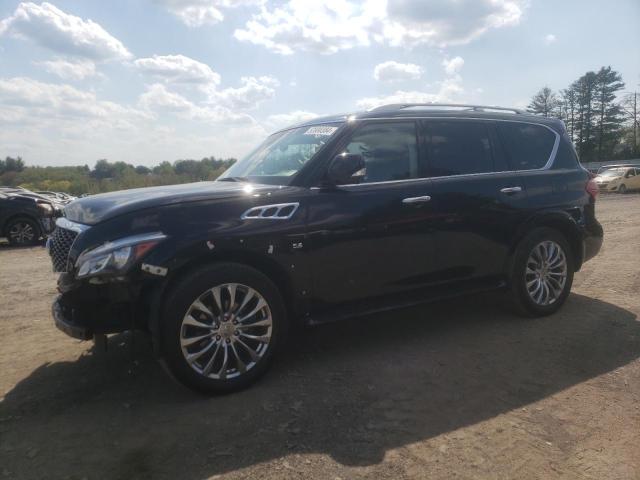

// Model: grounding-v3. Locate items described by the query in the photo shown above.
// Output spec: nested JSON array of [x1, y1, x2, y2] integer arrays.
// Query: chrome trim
[[310, 117, 561, 189], [241, 203, 300, 220], [402, 196, 432, 204], [370, 103, 526, 114], [500, 186, 523, 194]]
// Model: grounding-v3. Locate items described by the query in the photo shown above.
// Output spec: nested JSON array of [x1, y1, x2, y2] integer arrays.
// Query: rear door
[[420, 119, 530, 284]]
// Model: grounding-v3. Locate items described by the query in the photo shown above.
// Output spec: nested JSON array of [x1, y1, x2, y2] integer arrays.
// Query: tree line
[[528, 66, 639, 162], [0, 156, 236, 195]]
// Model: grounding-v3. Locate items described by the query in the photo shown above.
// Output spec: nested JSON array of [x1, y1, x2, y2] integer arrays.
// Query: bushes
[[0, 157, 236, 195]]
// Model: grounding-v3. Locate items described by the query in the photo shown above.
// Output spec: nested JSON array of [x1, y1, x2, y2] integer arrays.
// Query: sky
[[0, 0, 638, 167]]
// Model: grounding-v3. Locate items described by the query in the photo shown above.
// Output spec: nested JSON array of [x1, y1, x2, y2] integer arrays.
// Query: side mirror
[[326, 153, 365, 185]]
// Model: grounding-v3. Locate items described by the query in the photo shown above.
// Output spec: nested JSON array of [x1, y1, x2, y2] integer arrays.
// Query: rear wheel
[[509, 228, 574, 317], [161, 263, 288, 393], [6, 217, 41, 246]]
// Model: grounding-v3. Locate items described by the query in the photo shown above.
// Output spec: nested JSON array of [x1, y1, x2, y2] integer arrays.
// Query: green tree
[[528, 86, 560, 117], [593, 66, 625, 160], [0, 156, 25, 174]]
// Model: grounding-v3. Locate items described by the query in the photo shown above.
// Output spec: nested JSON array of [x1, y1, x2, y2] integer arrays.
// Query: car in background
[[34, 191, 76, 205], [0, 188, 64, 245], [594, 166, 640, 193]]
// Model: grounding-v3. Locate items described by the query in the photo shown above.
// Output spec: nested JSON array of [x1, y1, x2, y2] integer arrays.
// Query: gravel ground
[[0, 193, 639, 480]]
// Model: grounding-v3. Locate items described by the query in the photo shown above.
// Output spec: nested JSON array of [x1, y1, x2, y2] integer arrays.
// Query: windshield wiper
[[218, 176, 250, 183]]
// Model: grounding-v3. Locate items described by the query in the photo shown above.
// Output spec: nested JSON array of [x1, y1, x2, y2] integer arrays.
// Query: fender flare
[[507, 210, 585, 274]]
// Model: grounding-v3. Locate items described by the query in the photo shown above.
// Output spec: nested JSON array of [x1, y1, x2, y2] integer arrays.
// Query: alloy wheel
[[525, 240, 568, 306], [179, 283, 273, 380], [9, 221, 35, 244]]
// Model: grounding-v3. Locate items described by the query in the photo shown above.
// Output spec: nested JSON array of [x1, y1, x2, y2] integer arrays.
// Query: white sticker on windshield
[[304, 126, 338, 136]]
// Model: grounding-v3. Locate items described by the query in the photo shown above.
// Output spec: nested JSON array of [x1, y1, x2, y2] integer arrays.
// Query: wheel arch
[[2, 213, 42, 238], [508, 211, 584, 273], [144, 248, 297, 353]]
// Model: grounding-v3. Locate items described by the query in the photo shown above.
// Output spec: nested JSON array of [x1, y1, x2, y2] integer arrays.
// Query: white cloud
[[373, 61, 423, 82], [154, 0, 264, 27], [0, 77, 266, 166], [265, 110, 318, 130], [0, 2, 131, 61], [442, 56, 464, 76], [234, 1, 374, 55], [357, 90, 441, 111], [357, 54, 465, 110], [36, 58, 99, 81], [134, 55, 277, 110], [235, 0, 527, 55], [384, 0, 525, 47], [208, 75, 279, 110], [543, 33, 556, 45], [139, 83, 256, 124], [0, 77, 145, 121], [134, 54, 221, 85]]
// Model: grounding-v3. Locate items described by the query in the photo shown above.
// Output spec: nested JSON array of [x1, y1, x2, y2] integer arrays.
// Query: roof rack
[[370, 103, 526, 115]]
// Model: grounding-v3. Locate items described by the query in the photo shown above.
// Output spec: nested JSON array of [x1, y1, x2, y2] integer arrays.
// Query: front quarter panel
[[69, 185, 313, 316]]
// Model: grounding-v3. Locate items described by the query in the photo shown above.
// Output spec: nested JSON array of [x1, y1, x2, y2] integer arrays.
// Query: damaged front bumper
[[52, 273, 144, 341], [52, 295, 93, 340]]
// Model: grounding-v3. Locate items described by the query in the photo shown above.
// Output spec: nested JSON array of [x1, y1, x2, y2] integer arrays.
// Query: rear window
[[497, 122, 556, 170], [425, 121, 494, 177], [552, 137, 579, 169]]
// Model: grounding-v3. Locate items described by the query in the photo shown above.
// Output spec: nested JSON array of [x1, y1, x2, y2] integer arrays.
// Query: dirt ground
[[0, 194, 639, 480]]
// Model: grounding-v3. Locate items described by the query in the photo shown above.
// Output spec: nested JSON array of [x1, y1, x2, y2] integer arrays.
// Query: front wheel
[[6, 217, 41, 246], [618, 184, 627, 194], [509, 228, 574, 317], [161, 263, 288, 393]]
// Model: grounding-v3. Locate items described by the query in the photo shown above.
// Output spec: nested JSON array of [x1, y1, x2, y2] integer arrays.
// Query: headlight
[[75, 232, 166, 279], [37, 202, 54, 216]]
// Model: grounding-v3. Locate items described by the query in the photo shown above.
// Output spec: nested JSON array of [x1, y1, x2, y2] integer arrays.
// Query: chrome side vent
[[241, 203, 299, 220]]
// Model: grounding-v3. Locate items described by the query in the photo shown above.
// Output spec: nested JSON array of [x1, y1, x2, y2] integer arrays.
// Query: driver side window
[[342, 122, 419, 184]]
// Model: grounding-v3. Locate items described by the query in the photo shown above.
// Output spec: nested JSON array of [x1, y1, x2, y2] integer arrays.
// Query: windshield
[[219, 123, 343, 185], [600, 168, 627, 177]]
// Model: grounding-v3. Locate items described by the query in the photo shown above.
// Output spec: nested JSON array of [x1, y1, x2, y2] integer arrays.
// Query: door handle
[[402, 195, 431, 204], [500, 186, 523, 194]]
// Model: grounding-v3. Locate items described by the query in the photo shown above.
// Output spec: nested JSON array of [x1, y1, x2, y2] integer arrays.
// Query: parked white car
[[595, 167, 640, 193]]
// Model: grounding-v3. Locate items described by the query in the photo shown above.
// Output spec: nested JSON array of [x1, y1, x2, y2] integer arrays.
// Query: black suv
[[47, 104, 603, 393]]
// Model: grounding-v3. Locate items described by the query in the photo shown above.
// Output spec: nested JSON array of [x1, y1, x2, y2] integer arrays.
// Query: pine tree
[[559, 86, 578, 142], [593, 66, 625, 160], [527, 86, 559, 117], [573, 71, 598, 161]]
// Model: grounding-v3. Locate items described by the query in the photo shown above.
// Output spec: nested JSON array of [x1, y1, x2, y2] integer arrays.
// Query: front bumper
[[52, 274, 144, 340], [52, 295, 93, 340]]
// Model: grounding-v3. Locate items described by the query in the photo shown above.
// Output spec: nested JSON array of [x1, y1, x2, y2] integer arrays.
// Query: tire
[[509, 227, 574, 317], [160, 262, 288, 393], [5, 217, 41, 246], [618, 184, 627, 194]]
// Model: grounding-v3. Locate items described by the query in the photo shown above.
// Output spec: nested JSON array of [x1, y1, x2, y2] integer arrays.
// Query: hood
[[595, 175, 620, 182], [63, 181, 284, 225]]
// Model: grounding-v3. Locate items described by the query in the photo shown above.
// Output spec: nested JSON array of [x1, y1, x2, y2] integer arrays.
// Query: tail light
[[586, 176, 599, 199]]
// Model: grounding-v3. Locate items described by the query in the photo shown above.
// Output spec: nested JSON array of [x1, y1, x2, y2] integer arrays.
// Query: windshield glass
[[219, 123, 343, 185], [600, 168, 626, 177]]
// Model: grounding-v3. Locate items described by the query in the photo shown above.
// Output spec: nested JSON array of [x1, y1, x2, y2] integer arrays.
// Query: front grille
[[49, 227, 78, 272]]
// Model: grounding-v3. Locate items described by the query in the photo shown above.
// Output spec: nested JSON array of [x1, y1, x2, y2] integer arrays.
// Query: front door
[[306, 120, 437, 310]]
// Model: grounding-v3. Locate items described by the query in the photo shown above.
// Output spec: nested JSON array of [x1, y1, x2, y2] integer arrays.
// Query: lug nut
[[216, 335, 221, 340], [234, 330, 239, 336], [226, 338, 231, 344]]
